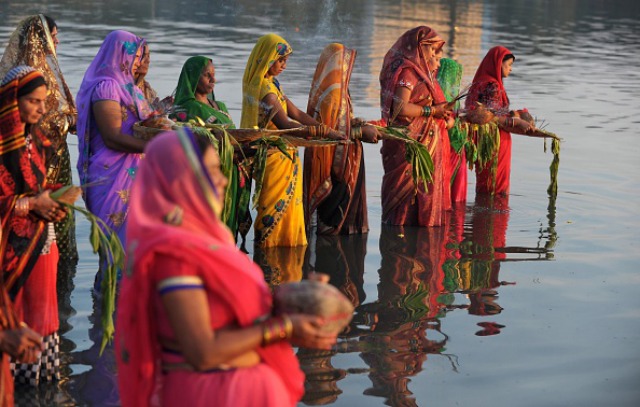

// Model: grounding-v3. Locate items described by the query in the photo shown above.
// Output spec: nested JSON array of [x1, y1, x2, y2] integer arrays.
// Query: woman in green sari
[[172, 56, 250, 243]]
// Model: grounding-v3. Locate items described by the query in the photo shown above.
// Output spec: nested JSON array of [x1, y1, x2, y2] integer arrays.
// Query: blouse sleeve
[[151, 253, 205, 296], [476, 82, 503, 111], [396, 68, 418, 92], [91, 80, 121, 104]]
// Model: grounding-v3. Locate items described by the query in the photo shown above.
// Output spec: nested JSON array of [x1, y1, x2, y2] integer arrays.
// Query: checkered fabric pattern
[[11, 332, 61, 386]]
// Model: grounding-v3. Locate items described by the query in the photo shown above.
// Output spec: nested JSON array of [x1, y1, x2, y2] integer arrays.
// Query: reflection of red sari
[[116, 130, 303, 407], [466, 46, 514, 195], [379, 26, 451, 226]]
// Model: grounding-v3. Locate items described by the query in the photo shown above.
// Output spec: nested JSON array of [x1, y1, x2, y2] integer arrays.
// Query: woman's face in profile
[[196, 61, 216, 96], [502, 57, 514, 79]]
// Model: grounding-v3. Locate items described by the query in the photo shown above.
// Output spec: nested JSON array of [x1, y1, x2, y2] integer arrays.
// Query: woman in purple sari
[[76, 30, 152, 246]]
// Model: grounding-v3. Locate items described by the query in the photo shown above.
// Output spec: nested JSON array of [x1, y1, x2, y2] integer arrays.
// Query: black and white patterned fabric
[[11, 332, 60, 386]]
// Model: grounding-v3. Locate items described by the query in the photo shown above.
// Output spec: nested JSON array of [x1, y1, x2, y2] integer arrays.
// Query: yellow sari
[[241, 34, 307, 248]]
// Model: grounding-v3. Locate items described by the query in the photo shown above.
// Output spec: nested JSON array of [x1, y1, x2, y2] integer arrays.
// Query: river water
[[1, 0, 639, 406]]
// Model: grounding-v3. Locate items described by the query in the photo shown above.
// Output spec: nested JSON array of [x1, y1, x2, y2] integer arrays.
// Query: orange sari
[[304, 43, 368, 235]]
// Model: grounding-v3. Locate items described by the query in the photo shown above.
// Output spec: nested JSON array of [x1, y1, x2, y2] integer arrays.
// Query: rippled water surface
[[1, 0, 639, 405]]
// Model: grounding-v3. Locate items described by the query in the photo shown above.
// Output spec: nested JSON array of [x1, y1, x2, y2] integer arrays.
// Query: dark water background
[[1, 0, 639, 405]]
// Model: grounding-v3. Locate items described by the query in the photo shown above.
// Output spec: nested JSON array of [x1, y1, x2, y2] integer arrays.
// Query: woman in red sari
[[465, 46, 533, 196], [116, 129, 336, 407], [0, 65, 65, 388], [379, 26, 453, 227]]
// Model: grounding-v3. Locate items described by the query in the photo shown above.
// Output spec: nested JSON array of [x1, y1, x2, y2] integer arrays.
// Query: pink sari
[[115, 129, 304, 407], [379, 26, 451, 227]]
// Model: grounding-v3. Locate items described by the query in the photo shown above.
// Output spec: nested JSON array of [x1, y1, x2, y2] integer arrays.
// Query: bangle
[[307, 125, 317, 139], [15, 197, 30, 217], [261, 316, 292, 346], [350, 126, 362, 140], [422, 105, 432, 118]]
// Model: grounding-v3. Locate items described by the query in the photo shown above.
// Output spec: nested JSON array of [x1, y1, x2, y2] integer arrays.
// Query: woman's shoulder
[[91, 79, 123, 103]]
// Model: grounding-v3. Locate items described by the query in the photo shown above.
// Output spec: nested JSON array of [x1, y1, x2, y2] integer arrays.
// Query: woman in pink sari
[[379, 26, 453, 227], [115, 129, 336, 407], [465, 46, 533, 196]]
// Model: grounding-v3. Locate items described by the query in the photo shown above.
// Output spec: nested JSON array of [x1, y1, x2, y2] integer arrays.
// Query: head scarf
[[0, 15, 76, 147], [116, 128, 304, 407], [0, 66, 50, 297], [465, 45, 513, 110], [240, 33, 292, 128], [76, 30, 148, 169], [379, 26, 445, 120], [172, 56, 233, 126]]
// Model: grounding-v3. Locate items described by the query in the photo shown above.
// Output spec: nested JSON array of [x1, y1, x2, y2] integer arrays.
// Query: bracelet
[[350, 126, 362, 140], [307, 125, 317, 139], [261, 315, 293, 346], [422, 105, 432, 118], [317, 125, 329, 139], [14, 197, 30, 217]]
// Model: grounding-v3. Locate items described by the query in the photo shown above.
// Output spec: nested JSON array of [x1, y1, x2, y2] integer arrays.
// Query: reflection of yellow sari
[[241, 33, 307, 248]]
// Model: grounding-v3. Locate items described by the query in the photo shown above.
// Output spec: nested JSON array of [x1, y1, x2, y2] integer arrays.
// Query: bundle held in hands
[[273, 280, 354, 335]]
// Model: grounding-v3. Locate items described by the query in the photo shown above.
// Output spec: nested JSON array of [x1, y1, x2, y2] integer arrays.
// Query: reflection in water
[[254, 245, 307, 285], [65, 293, 120, 406]]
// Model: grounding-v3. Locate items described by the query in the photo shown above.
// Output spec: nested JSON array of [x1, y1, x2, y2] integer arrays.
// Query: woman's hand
[[288, 314, 337, 350], [30, 190, 67, 222], [431, 102, 453, 119], [360, 125, 380, 143], [0, 326, 43, 363], [512, 117, 534, 134], [327, 128, 347, 140]]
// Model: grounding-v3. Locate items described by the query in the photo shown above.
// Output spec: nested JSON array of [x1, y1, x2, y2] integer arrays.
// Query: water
[[2, 0, 640, 405]]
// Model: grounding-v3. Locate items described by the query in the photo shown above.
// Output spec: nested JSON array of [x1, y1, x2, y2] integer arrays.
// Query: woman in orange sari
[[116, 129, 336, 407], [379, 26, 453, 227], [304, 43, 378, 235]]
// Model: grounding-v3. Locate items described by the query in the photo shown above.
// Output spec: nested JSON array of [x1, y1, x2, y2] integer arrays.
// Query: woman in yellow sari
[[241, 33, 342, 248]]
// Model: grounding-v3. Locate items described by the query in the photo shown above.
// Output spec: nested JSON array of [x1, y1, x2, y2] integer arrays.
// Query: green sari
[[172, 56, 250, 241]]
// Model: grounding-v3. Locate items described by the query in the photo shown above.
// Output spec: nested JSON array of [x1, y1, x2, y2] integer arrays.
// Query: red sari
[[466, 46, 514, 196], [379, 26, 451, 227], [0, 66, 59, 400], [116, 129, 304, 407], [304, 43, 368, 235]]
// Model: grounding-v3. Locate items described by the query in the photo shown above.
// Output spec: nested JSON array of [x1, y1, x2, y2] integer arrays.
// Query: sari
[[76, 30, 152, 244], [0, 66, 60, 386], [437, 58, 467, 202], [379, 26, 451, 227], [172, 56, 251, 240], [0, 15, 79, 264], [465, 46, 514, 196], [304, 43, 368, 235], [116, 129, 304, 407], [241, 34, 306, 248]]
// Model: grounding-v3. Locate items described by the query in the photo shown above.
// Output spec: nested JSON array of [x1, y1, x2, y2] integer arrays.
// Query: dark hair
[[43, 15, 57, 32], [504, 53, 515, 62], [193, 131, 216, 155]]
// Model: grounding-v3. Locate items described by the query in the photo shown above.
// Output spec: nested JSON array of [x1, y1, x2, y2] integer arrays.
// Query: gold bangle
[[281, 314, 293, 340], [15, 197, 30, 217], [350, 126, 362, 140]]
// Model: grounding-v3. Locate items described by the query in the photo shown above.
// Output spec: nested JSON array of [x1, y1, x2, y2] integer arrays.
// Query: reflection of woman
[[172, 56, 250, 239], [0, 66, 66, 386], [465, 46, 532, 196], [379, 26, 453, 227], [0, 14, 79, 264], [76, 30, 152, 246], [241, 33, 341, 247], [116, 129, 336, 407], [437, 57, 467, 203], [305, 43, 378, 235]]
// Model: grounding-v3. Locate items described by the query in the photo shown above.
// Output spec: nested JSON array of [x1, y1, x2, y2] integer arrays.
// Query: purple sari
[[76, 30, 152, 242]]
